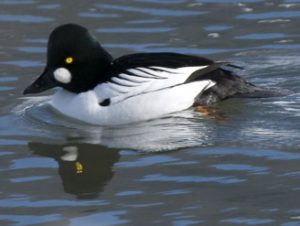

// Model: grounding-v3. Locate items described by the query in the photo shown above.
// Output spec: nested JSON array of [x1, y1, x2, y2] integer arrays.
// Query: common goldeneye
[[24, 24, 272, 125]]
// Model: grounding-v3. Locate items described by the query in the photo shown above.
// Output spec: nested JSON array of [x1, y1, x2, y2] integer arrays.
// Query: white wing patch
[[94, 65, 210, 103]]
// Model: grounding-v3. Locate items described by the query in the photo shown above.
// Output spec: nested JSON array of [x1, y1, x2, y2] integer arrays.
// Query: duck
[[24, 23, 277, 125]]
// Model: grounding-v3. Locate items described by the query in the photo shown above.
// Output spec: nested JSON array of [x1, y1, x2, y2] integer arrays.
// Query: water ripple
[[115, 191, 144, 197], [0, 14, 54, 23], [70, 211, 128, 226], [0, 197, 108, 208], [37, 4, 61, 10], [204, 25, 232, 31], [260, 44, 300, 49], [238, 11, 300, 20], [0, 0, 36, 5], [134, 0, 186, 4], [127, 19, 162, 24], [10, 157, 57, 170], [236, 33, 286, 40], [160, 189, 191, 195], [211, 163, 269, 175], [194, 0, 263, 2], [17, 47, 46, 53], [97, 27, 174, 33], [96, 3, 206, 16], [220, 217, 274, 225], [0, 214, 61, 226], [1, 60, 43, 67], [191, 148, 300, 160], [116, 156, 178, 168], [140, 174, 245, 184], [25, 38, 47, 44], [79, 12, 121, 18], [10, 176, 51, 183], [0, 77, 18, 82]]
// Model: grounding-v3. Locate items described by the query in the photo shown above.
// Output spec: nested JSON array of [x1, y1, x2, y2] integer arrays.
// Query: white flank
[[54, 67, 72, 84], [50, 65, 216, 125], [50, 80, 215, 125]]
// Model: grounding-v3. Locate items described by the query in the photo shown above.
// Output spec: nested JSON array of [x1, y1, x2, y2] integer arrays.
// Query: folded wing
[[94, 53, 228, 104]]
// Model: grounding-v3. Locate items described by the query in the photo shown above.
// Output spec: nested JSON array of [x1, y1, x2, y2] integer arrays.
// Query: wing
[[94, 53, 229, 104]]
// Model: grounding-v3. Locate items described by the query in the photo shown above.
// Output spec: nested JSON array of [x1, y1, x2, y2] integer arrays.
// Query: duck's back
[[107, 52, 268, 106]]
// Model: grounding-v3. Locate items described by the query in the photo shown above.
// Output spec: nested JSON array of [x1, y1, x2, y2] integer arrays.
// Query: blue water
[[1, 0, 300, 225]]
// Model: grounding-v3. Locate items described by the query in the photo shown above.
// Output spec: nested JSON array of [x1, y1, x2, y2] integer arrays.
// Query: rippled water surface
[[1, 0, 300, 225]]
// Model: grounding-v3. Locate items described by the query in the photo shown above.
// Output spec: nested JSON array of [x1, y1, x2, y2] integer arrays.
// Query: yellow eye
[[65, 57, 73, 64]]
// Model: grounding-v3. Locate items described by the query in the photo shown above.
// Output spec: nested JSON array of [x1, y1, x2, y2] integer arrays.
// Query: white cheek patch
[[54, 67, 72, 84]]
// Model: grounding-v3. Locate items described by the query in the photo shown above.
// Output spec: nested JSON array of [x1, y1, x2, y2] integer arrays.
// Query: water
[[1, 0, 300, 225]]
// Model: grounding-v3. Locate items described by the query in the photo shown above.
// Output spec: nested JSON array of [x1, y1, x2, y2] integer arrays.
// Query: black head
[[24, 24, 113, 94]]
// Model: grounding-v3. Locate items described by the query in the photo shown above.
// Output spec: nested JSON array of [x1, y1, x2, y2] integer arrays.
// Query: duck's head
[[24, 24, 113, 95]]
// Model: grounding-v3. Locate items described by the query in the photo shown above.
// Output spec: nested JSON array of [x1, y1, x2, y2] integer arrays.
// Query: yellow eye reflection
[[75, 161, 83, 174], [65, 57, 73, 64]]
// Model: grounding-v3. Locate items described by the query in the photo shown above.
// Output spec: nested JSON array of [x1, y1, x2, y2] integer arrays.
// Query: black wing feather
[[113, 52, 213, 67], [106, 52, 214, 78]]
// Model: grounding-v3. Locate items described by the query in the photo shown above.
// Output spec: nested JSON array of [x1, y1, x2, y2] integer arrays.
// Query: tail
[[236, 86, 292, 98], [194, 68, 292, 106]]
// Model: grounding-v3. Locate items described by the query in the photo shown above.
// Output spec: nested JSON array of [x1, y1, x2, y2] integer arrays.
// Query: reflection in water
[[28, 142, 120, 199], [15, 97, 218, 151]]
